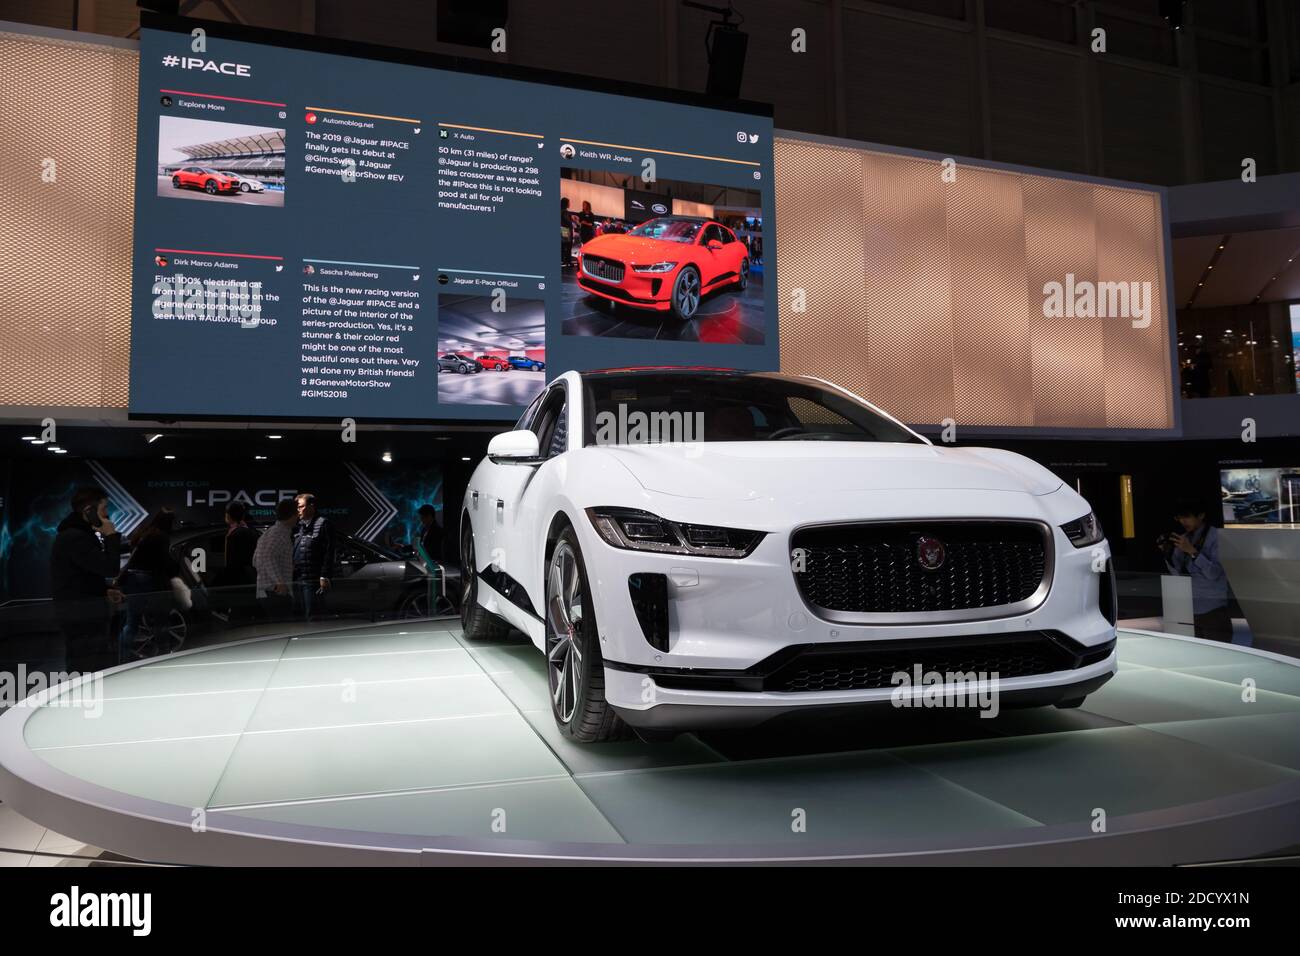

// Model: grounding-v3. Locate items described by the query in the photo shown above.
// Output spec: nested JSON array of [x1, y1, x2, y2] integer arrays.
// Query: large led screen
[[129, 22, 776, 421]]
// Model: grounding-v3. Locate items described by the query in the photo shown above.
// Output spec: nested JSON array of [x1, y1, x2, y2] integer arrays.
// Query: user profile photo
[[154, 254, 169, 267], [559, 143, 575, 160], [160, 95, 173, 108], [303, 263, 316, 275]]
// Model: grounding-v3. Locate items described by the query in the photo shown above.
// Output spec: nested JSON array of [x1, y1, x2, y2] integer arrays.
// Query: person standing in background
[[1158, 498, 1232, 642], [578, 200, 596, 246], [116, 508, 181, 662], [50, 486, 123, 672], [560, 197, 573, 268], [415, 504, 441, 569], [292, 493, 335, 621], [253, 498, 297, 622], [216, 501, 258, 623]]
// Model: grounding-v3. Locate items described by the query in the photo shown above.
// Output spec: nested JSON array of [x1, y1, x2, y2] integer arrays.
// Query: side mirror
[[707, 239, 723, 251], [487, 429, 542, 464]]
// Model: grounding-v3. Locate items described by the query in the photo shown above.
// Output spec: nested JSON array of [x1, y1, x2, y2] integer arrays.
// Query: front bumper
[[578, 257, 674, 311], [608, 659, 1116, 730], [576, 505, 1118, 727]]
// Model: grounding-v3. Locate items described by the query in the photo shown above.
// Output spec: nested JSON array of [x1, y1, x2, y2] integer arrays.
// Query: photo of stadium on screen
[[156, 115, 285, 207]]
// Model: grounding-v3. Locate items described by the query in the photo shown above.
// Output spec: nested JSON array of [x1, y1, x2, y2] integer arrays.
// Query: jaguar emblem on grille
[[916, 535, 946, 571]]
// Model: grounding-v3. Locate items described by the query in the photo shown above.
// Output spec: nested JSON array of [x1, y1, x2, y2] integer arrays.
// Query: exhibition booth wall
[[0, 21, 1178, 435]]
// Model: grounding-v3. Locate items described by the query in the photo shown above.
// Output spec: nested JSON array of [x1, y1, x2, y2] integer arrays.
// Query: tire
[[240, 182, 251, 192], [205, 180, 218, 195], [669, 266, 701, 320], [545, 527, 627, 742], [172, 176, 182, 189], [736, 257, 750, 291], [459, 518, 511, 640]]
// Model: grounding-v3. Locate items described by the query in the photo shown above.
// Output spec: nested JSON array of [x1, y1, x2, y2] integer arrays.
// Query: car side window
[[533, 387, 568, 459], [516, 390, 544, 432]]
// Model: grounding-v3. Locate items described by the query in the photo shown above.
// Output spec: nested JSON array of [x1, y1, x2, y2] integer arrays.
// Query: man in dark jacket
[[50, 486, 123, 672], [292, 493, 336, 621]]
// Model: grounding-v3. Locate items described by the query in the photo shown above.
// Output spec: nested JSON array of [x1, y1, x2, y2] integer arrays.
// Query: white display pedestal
[[1220, 527, 1300, 658], [1160, 574, 1196, 637]]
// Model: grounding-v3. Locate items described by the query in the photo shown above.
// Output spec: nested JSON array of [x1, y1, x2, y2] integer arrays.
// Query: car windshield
[[628, 219, 701, 243], [583, 372, 925, 445]]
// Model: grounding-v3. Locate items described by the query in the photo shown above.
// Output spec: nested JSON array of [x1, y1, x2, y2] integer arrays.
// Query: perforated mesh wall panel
[[775, 135, 1175, 430], [0, 29, 137, 410]]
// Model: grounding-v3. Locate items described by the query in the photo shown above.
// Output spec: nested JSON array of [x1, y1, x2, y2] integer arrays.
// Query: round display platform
[[1, 623, 1298, 865]]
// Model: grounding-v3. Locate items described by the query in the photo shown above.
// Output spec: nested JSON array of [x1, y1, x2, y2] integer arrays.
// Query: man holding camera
[[1158, 498, 1231, 642]]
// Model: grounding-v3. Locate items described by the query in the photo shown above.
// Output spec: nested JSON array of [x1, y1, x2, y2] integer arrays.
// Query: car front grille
[[582, 255, 625, 283], [770, 635, 1068, 692], [790, 521, 1048, 619]]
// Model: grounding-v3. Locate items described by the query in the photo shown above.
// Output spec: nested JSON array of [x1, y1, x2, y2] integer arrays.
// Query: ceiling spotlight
[[52, 448, 68, 455], [145, 433, 162, 443], [461, 456, 472, 461], [382, 451, 393, 463], [20, 435, 36, 441], [254, 454, 267, 460], [164, 454, 176, 460], [267, 434, 283, 439]]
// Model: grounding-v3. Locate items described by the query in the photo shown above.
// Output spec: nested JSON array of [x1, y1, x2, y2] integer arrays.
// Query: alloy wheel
[[675, 269, 700, 318], [546, 541, 584, 724]]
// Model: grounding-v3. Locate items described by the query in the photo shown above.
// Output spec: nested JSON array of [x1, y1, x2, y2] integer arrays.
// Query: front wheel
[[669, 266, 700, 320], [172, 176, 182, 189], [240, 182, 251, 192], [736, 257, 750, 290], [546, 528, 627, 742], [205, 180, 219, 194]]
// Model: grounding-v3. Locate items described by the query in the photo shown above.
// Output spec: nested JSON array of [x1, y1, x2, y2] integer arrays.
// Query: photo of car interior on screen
[[0, 0, 1298, 912]]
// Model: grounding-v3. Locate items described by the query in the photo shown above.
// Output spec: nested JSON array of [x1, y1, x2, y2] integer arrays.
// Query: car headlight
[[631, 261, 678, 273], [585, 507, 763, 558], [1061, 511, 1104, 547]]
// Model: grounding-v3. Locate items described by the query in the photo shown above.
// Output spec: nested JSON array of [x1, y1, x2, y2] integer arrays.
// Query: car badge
[[916, 535, 946, 571]]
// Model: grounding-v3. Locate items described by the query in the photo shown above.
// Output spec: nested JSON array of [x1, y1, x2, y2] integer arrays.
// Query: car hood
[[583, 233, 688, 261], [593, 442, 1063, 501]]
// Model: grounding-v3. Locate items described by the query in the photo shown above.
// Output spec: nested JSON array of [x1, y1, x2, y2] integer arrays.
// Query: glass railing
[[1, 567, 1295, 711]]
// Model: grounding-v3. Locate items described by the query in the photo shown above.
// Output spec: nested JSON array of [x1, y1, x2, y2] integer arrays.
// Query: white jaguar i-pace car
[[461, 368, 1118, 742]]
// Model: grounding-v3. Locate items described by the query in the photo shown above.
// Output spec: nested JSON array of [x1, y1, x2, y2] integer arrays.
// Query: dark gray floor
[[156, 176, 284, 207], [437, 368, 545, 405]]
